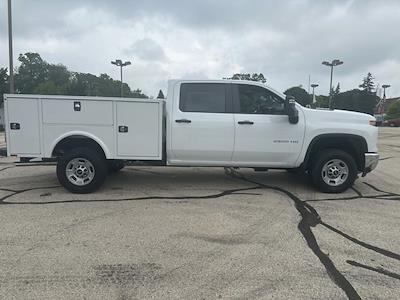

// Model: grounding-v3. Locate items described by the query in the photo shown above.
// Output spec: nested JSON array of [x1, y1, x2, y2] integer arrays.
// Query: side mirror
[[285, 96, 299, 124]]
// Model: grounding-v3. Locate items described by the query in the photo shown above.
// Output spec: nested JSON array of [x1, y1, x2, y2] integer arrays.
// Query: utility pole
[[8, 0, 14, 93], [322, 59, 343, 110], [111, 59, 132, 97]]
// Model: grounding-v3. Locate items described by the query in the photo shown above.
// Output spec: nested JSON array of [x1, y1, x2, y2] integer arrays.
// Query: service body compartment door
[[6, 98, 41, 155], [42, 99, 113, 125], [116, 101, 162, 158]]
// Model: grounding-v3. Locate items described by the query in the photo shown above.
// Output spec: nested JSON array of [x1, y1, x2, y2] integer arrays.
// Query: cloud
[[1, 0, 399, 96], [126, 38, 168, 62]]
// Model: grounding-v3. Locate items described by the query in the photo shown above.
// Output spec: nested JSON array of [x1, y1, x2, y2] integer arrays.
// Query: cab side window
[[237, 84, 285, 115], [180, 83, 227, 113]]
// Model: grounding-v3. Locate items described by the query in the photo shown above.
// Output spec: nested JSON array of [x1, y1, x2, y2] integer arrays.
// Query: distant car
[[384, 118, 400, 127]]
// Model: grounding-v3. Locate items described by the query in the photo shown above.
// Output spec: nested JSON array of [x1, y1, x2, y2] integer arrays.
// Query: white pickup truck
[[4, 80, 379, 193]]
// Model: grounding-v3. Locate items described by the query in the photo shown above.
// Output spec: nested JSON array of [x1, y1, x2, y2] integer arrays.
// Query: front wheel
[[57, 147, 107, 194], [311, 149, 357, 193]]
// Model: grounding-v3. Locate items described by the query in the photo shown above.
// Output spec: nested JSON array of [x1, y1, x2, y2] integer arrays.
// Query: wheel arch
[[50, 131, 111, 159], [303, 133, 367, 172]]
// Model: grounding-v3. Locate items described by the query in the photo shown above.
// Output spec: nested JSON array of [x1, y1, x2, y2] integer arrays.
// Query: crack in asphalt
[[224, 168, 363, 299], [346, 260, 400, 281], [0, 185, 262, 205], [228, 170, 400, 299], [0, 186, 61, 204], [320, 222, 400, 261], [1, 167, 399, 299], [0, 166, 15, 172], [379, 156, 394, 161], [225, 168, 400, 299], [306, 182, 400, 203]]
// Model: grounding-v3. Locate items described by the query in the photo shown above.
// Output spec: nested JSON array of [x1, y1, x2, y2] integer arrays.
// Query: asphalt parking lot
[[0, 128, 399, 300]]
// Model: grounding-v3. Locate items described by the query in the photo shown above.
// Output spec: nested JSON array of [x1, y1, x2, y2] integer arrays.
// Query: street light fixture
[[311, 84, 319, 104], [111, 59, 132, 97], [322, 59, 343, 109]]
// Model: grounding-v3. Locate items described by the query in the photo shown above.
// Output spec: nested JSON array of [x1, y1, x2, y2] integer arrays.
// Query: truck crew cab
[[4, 80, 379, 194]]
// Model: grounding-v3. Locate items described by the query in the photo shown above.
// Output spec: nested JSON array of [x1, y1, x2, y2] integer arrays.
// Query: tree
[[225, 73, 267, 83], [315, 95, 329, 108], [34, 81, 64, 95], [130, 89, 148, 99], [47, 64, 70, 93], [4, 52, 149, 98], [359, 72, 375, 94], [332, 83, 340, 97], [15, 53, 48, 93], [0, 68, 8, 105], [386, 101, 400, 120], [157, 90, 165, 99], [284, 86, 312, 107], [67, 72, 96, 96], [334, 89, 379, 115]]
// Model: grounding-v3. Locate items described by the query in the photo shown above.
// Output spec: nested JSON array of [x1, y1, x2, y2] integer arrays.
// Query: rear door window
[[180, 83, 227, 113]]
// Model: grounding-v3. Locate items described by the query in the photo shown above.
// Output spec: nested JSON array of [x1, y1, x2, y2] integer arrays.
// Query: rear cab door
[[169, 81, 234, 165]]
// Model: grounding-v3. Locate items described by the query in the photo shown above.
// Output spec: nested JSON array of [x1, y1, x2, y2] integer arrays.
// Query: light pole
[[7, 0, 14, 93], [382, 84, 390, 100], [379, 84, 390, 122], [311, 83, 319, 104], [111, 59, 131, 97], [322, 59, 343, 109]]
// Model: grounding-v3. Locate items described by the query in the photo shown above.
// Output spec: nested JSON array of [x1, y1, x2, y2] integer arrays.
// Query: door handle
[[119, 126, 128, 133], [238, 120, 254, 125], [175, 119, 192, 123]]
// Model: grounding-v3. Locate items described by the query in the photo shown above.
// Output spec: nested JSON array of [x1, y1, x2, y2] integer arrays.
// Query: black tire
[[311, 149, 357, 193], [57, 147, 107, 194], [107, 160, 125, 173]]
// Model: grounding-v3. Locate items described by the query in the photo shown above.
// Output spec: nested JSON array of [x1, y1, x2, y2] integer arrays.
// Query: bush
[[386, 101, 400, 120]]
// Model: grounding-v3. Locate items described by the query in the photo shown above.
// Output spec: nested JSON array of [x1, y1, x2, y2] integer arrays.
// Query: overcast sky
[[1, 0, 399, 97]]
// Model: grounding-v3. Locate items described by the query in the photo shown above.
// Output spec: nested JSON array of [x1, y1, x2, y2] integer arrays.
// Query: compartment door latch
[[74, 101, 81, 111], [10, 123, 20, 130]]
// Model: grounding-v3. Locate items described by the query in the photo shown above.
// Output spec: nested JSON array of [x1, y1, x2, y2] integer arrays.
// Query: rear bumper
[[362, 153, 379, 176]]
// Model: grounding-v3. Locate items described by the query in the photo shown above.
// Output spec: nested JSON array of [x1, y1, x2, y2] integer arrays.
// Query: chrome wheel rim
[[321, 159, 349, 187], [66, 158, 95, 186]]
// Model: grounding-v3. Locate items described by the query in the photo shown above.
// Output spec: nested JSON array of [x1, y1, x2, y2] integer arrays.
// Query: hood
[[300, 107, 375, 124]]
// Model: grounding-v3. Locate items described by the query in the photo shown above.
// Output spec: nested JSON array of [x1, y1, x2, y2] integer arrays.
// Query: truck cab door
[[169, 82, 234, 165], [231, 83, 305, 167]]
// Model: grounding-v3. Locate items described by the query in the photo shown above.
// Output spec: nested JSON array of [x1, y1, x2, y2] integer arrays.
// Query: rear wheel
[[311, 149, 357, 193], [57, 147, 107, 194]]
